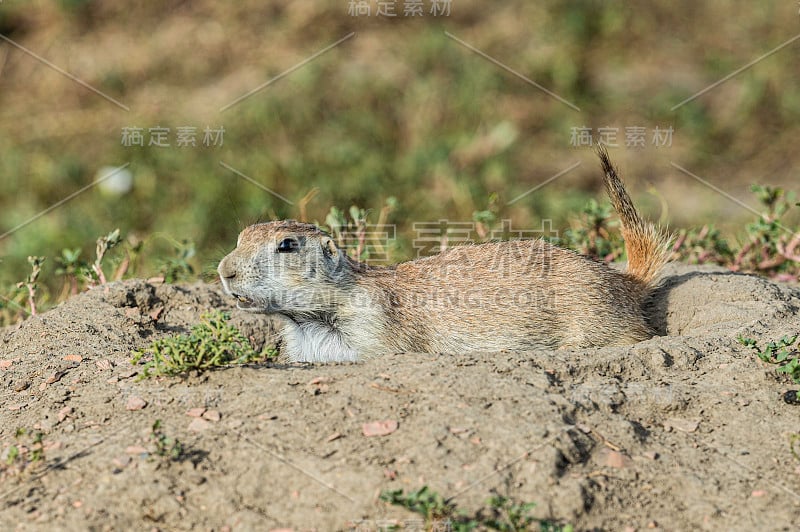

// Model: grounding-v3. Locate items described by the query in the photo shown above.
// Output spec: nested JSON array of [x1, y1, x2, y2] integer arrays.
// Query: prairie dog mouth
[[231, 293, 258, 310]]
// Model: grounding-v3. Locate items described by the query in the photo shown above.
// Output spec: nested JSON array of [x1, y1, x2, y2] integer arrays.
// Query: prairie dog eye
[[276, 237, 300, 253]]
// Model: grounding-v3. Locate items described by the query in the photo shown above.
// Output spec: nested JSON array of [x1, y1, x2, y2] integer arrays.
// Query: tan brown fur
[[597, 145, 671, 286], [218, 150, 672, 362]]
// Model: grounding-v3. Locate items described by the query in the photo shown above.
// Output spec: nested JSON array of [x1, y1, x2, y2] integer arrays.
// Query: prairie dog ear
[[321, 237, 339, 259]]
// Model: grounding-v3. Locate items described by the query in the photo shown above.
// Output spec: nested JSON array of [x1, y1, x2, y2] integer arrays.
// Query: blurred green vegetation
[[1, 1, 799, 316]]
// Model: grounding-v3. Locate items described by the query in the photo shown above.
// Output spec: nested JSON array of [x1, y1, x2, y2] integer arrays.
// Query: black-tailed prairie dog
[[218, 147, 672, 362]]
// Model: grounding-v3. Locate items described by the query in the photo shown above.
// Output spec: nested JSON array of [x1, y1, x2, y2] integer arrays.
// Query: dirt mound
[[1, 265, 799, 531]]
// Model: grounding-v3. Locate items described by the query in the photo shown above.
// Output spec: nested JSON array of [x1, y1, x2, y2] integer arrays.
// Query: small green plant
[[131, 310, 276, 377], [671, 225, 734, 265], [737, 334, 800, 384], [380, 486, 571, 532], [323, 198, 397, 262], [482, 495, 539, 532], [326, 205, 370, 261], [731, 186, 800, 280], [473, 192, 500, 241], [150, 420, 185, 460], [55, 247, 86, 298], [5, 445, 20, 466], [381, 486, 462, 527], [559, 199, 624, 262], [29, 431, 45, 463], [16, 256, 45, 316], [90, 229, 122, 285], [160, 238, 196, 283], [1, 428, 46, 480]]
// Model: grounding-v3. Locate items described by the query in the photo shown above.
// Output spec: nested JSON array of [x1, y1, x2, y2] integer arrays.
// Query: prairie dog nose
[[218, 256, 237, 280]]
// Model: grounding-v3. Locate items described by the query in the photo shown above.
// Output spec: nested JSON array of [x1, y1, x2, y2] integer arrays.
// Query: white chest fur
[[278, 318, 361, 363]]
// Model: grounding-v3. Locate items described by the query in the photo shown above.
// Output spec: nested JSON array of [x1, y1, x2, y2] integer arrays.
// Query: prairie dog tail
[[596, 145, 671, 286]]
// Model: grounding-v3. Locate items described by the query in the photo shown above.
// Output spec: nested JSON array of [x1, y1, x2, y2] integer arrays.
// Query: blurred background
[[1, 1, 799, 295]]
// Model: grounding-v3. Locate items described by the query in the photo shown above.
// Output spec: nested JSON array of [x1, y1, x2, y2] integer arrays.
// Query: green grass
[[149, 419, 185, 461], [737, 334, 800, 384], [131, 310, 276, 378], [379, 486, 572, 531], [1, 428, 47, 481]]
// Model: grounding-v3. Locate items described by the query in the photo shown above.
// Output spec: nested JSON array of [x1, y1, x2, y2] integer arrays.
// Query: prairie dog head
[[218, 221, 354, 316]]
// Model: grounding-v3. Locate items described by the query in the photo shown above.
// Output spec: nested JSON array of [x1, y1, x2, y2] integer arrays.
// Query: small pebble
[[663, 418, 699, 433], [125, 445, 148, 454], [112, 455, 131, 468], [45, 371, 65, 385], [58, 406, 73, 422], [202, 410, 221, 422], [125, 396, 147, 411], [117, 370, 138, 380], [188, 418, 211, 432], [362, 420, 398, 437]]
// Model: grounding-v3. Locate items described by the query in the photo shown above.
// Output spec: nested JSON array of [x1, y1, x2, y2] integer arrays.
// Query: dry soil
[[1, 264, 799, 531]]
